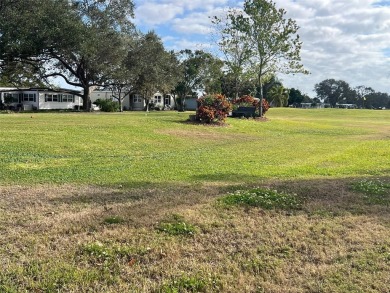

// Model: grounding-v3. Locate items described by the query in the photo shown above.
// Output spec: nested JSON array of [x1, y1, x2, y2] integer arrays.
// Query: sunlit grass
[[0, 109, 389, 185]]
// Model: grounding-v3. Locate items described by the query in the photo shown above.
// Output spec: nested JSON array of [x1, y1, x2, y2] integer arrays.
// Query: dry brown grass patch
[[1, 178, 390, 292]]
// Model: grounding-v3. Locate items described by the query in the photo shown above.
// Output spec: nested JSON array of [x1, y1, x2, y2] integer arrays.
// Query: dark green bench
[[232, 106, 257, 118]]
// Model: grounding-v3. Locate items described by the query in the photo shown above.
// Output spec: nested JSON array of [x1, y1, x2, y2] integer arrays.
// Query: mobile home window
[[4, 93, 19, 103], [23, 93, 36, 102], [164, 95, 171, 105], [62, 94, 74, 103], [45, 94, 59, 102], [133, 95, 142, 103]]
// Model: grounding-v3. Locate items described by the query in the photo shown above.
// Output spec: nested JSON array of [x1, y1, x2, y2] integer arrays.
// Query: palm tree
[[268, 86, 289, 107]]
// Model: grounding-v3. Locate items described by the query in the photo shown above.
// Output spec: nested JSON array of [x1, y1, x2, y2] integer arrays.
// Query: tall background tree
[[104, 34, 138, 112], [126, 31, 179, 111], [288, 88, 306, 106], [364, 91, 390, 109], [220, 73, 256, 99], [261, 75, 282, 101], [212, 9, 253, 100], [214, 0, 308, 116], [174, 50, 222, 111], [0, 0, 60, 86], [0, 0, 135, 111], [314, 79, 355, 107], [354, 85, 375, 108]]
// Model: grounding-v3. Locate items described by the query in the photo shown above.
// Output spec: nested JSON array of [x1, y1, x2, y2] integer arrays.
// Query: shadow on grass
[[43, 176, 390, 222], [191, 173, 267, 184], [1, 175, 389, 293], [44, 181, 177, 207], [266, 176, 390, 222], [3, 176, 389, 228]]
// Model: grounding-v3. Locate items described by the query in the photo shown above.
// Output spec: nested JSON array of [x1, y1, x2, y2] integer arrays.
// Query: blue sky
[[133, 0, 390, 96]]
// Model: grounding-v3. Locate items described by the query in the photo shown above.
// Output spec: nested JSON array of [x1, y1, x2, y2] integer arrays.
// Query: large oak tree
[[0, 0, 135, 111], [314, 79, 354, 107]]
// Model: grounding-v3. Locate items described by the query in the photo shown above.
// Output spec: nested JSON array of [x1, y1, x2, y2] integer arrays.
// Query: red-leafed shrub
[[196, 94, 232, 124], [261, 99, 270, 115], [233, 95, 270, 116], [233, 95, 258, 107]]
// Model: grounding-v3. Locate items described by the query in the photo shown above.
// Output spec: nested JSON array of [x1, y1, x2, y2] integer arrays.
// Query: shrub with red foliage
[[261, 99, 270, 115], [233, 95, 270, 116], [233, 95, 258, 107], [196, 94, 232, 124]]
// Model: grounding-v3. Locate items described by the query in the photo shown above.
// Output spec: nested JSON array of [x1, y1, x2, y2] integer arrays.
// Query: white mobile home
[[90, 89, 176, 111], [129, 92, 176, 111], [0, 87, 82, 110], [0, 87, 176, 111], [90, 90, 131, 110]]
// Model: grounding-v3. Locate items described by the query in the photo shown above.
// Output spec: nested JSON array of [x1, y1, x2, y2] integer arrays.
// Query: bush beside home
[[94, 99, 119, 112]]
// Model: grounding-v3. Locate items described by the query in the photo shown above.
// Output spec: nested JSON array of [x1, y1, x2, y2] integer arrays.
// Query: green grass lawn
[[1, 108, 390, 292], [0, 108, 389, 185]]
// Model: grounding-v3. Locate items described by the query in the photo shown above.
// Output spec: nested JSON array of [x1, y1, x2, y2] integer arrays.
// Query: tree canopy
[[174, 50, 222, 111], [214, 0, 308, 115], [212, 9, 253, 100], [125, 31, 179, 111], [314, 79, 389, 109], [314, 79, 355, 107], [268, 85, 289, 107], [0, 0, 135, 110], [288, 88, 304, 106]]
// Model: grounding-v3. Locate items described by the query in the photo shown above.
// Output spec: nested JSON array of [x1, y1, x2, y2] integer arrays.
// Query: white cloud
[[178, 0, 228, 11], [134, 0, 390, 95], [171, 12, 214, 35], [135, 2, 184, 26], [169, 38, 213, 52], [274, 0, 390, 94], [134, 0, 229, 25]]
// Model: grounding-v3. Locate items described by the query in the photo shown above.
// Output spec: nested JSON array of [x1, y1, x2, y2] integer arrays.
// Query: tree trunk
[[260, 83, 263, 117], [181, 96, 186, 112], [82, 85, 90, 112], [146, 98, 149, 112], [83, 85, 99, 111], [235, 76, 239, 100], [257, 71, 263, 117], [118, 91, 123, 112], [178, 94, 186, 112]]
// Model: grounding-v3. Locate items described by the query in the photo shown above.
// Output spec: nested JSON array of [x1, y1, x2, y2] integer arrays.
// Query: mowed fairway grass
[[0, 109, 389, 184], [1, 109, 390, 292]]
